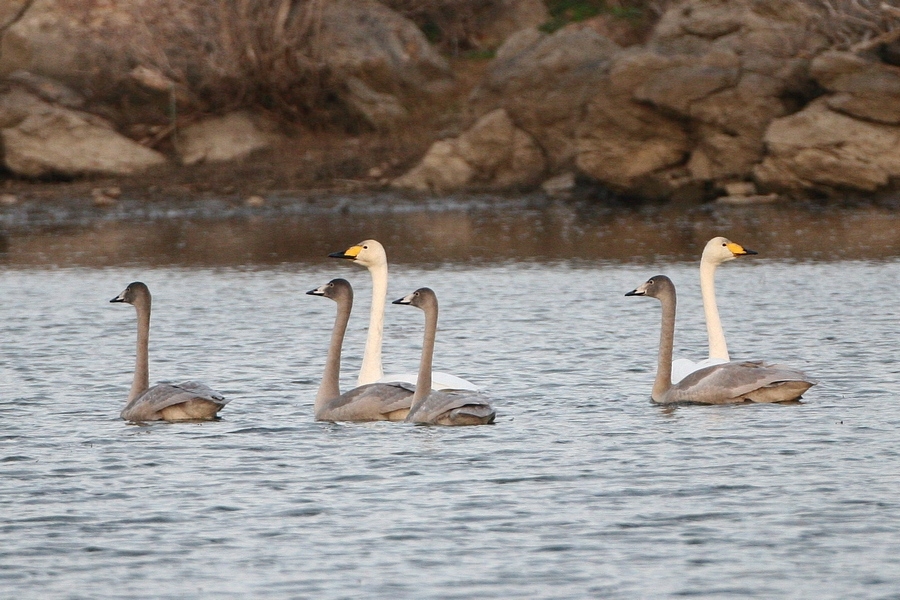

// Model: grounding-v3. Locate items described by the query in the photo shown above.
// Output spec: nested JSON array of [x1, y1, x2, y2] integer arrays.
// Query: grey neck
[[317, 294, 351, 410], [130, 301, 151, 402], [653, 288, 676, 401], [409, 301, 438, 414]]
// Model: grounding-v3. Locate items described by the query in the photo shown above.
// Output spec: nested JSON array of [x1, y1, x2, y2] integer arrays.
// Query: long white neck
[[700, 258, 729, 361], [409, 301, 437, 415], [653, 288, 676, 402], [317, 295, 350, 412], [359, 262, 387, 385], [130, 302, 151, 402]]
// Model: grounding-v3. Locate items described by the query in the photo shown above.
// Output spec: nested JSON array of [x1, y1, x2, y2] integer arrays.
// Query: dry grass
[[807, 0, 900, 50], [57, 0, 341, 128]]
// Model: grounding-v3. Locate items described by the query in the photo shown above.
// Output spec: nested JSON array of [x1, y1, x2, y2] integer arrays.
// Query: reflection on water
[[3, 195, 900, 266]]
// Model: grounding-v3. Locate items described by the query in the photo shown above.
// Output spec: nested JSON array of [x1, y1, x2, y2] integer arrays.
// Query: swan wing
[[675, 361, 815, 404], [120, 381, 227, 421], [318, 382, 414, 422], [406, 390, 495, 425]]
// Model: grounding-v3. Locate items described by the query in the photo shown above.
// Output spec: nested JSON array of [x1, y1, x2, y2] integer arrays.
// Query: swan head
[[625, 275, 674, 300], [110, 281, 150, 307], [328, 239, 387, 269], [306, 278, 353, 303], [702, 236, 757, 265], [392, 287, 437, 311]]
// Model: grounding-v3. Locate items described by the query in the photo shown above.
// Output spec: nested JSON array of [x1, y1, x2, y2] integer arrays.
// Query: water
[[1, 198, 899, 598]]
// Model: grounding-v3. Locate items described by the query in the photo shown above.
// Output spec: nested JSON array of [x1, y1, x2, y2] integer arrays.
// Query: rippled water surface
[[1, 199, 899, 598]]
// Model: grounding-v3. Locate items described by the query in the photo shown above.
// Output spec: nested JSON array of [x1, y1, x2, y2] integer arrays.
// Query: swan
[[392, 288, 496, 425], [111, 282, 228, 421], [306, 279, 413, 421], [626, 275, 815, 404], [671, 236, 758, 383], [329, 239, 478, 391]]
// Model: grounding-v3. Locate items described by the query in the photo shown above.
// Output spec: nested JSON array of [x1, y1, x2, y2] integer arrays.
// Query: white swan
[[393, 288, 496, 425], [306, 279, 413, 421], [329, 239, 479, 391], [111, 282, 229, 421], [671, 236, 757, 383], [626, 275, 815, 404]]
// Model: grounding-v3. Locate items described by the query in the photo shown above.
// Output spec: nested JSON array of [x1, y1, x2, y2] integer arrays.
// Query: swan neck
[[653, 289, 676, 401], [359, 262, 386, 385], [410, 302, 438, 413], [317, 296, 350, 412], [130, 302, 151, 402], [700, 259, 729, 361]]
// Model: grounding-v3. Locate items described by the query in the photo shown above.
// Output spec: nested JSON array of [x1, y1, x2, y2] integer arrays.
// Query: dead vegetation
[[809, 1, 900, 53]]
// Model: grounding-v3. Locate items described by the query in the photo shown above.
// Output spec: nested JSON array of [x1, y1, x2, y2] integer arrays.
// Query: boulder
[[177, 112, 282, 165], [339, 77, 408, 130], [811, 51, 900, 125], [576, 50, 691, 194], [392, 108, 545, 192], [755, 100, 900, 193], [0, 88, 166, 177], [470, 27, 621, 171], [316, 0, 452, 95], [0, 0, 102, 82]]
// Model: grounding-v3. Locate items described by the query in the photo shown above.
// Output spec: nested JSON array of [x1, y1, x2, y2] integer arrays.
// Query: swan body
[[393, 288, 495, 426], [329, 239, 479, 391], [626, 275, 815, 405], [307, 279, 413, 421], [671, 236, 757, 383], [111, 282, 228, 421]]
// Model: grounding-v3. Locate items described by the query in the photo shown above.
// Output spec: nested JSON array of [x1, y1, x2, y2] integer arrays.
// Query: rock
[[5, 70, 84, 108], [723, 181, 757, 196], [177, 112, 280, 165], [91, 187, 119, 206], [0, 89, 166, 178], [541, 172, 576, 197], [470, 27, 621, 171], [392, 109, 544, 192], [245, 195, 265, 207], [316, 0, 452, 95], [576, 49, 691, 195], [392, 140, 475, 193], [811, 51, 900, 125], [565, 15, 652, 48], [0, 0, 95, 81], [340, 77, 408, 130], [755, 100, 900, 193], [0, 193, 18, 205], [467, 0, 549, 49]]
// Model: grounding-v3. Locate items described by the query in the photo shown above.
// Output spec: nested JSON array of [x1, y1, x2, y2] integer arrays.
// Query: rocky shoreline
[[2, 0, 900, 208]]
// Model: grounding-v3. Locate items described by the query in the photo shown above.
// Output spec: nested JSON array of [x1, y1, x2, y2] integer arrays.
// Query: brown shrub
[[57, 0, 343, 128]]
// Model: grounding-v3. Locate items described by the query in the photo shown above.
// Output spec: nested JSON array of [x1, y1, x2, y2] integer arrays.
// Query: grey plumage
[[120, 381, 227, 422]]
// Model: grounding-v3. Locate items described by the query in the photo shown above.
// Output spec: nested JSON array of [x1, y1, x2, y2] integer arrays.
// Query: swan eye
[[363, 245, 368, 249]]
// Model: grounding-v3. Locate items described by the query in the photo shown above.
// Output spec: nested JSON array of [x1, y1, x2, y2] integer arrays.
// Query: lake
[[1, 195, 899, 598]]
